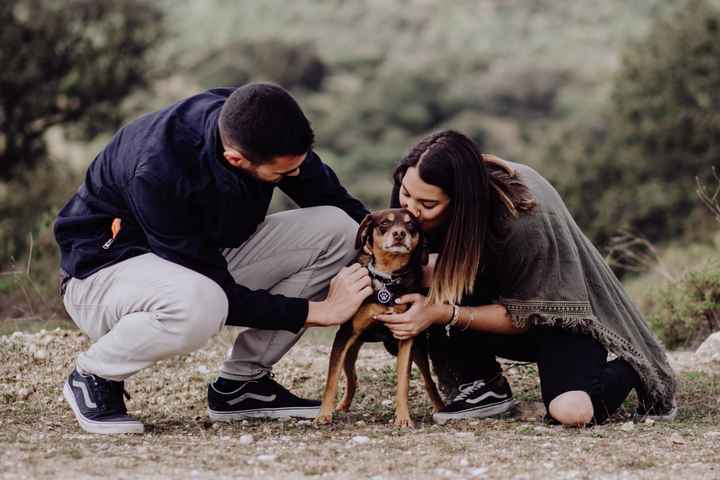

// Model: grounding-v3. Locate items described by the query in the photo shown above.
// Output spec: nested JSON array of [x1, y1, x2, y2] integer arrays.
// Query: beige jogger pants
[[63, 206, 359, 381]]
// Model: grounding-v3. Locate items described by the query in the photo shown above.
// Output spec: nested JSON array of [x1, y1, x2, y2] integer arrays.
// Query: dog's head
[[355, 208, 428, 270]]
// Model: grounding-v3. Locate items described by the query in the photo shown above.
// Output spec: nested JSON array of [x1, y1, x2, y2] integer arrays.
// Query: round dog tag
[[377, 287, 392, 304]]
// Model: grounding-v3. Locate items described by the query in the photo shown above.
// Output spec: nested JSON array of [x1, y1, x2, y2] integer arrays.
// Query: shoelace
[[453, 379, 487, 402]]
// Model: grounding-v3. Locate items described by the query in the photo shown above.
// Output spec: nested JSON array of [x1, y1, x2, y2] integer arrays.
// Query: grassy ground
[[1, 326, 719, 480]]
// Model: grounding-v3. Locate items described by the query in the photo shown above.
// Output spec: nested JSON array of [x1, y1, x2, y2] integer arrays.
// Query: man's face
[[242, 154, 306, 183], [224, 145, 306, 183]]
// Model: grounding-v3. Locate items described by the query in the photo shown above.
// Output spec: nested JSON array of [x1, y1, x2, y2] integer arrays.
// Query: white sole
[[208, 406, 320, 422], [63, 381, 144, 434], [432, 399, 517, 425]]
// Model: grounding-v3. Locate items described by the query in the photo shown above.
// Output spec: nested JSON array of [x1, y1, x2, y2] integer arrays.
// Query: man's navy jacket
[[54, 87, 368, 333]]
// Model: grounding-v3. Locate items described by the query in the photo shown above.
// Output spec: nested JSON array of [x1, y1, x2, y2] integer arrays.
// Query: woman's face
[[398, 166, 451, 232]]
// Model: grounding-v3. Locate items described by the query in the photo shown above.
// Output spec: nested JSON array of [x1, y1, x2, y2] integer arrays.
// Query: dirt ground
[[1, 327, 719, 480]]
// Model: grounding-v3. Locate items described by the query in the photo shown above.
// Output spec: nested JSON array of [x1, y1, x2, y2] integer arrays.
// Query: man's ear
[[355, 214, 375, 255], [224, 148, 250, 169]]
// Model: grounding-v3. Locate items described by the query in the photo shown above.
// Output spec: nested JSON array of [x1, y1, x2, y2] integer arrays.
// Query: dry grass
[[1, 327, 719, 480]]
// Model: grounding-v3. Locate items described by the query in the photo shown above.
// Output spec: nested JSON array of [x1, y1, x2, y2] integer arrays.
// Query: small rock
[[276, 416, 291, 423], [351, 435, 370, 444], [33, 349, 48, 361], [17, 388, 32, 400], [211, 423, 221, 430], [381, 399, 393, 407], [355, 420, 366, 426], [196, 365, 210, 374], [670, 433, 686, 445], [257, 454, 277, 462], [703, 431, 720, 439], [620, 422, 635, 432], [296, 420, 312, 426], [469, 467, 489, 477], [696, 332, 720, 363], [238, 434, 254, 445], [533, 426, 552, 434], [455, 432, 474, 439], [644, 418, 655, 425], [459, 457, 469, 467]]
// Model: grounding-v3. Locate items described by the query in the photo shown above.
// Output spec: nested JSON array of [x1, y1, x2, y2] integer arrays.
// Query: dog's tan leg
[[337, 339, 363, 412], [316, 305, 380, 425], [316, 323, 357, 424], [413, 343, 445, 412], [394, 338, 415, 428]]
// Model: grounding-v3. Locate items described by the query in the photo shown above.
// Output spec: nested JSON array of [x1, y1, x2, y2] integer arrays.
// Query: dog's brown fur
[[315, 209, 444, 427]]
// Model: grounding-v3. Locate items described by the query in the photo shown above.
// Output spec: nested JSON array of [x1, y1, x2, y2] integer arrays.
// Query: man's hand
[[306, 263, 372, 327]]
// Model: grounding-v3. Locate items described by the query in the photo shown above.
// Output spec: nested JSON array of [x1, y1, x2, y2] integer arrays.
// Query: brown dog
[[315, 208, 445, 427]]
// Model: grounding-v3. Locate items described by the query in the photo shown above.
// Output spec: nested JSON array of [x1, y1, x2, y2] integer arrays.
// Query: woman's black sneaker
[[433, 374, 516, 424], [63, 368, 144, 434], [207, 373, 320, 422]]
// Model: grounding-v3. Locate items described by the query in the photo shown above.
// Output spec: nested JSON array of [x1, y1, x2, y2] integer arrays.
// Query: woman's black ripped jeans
[[426, 325, 641, 424]]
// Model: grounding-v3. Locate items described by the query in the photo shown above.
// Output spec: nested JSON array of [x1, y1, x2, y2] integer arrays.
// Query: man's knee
[[162, 276, 228, 352], [312, 206, 359, 257], [548, 391, 594, 426]]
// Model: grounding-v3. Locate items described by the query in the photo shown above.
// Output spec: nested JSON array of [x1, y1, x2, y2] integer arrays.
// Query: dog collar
[[367, 262, 407, 305]]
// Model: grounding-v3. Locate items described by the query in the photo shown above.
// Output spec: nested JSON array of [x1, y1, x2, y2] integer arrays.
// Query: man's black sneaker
[[208, 374, 321, 422], [63, 368, 143, 434], [433, 374, 516, 424]]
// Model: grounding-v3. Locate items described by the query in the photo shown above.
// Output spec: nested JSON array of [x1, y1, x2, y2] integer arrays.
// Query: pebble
[[211, 423, 221, 430], [455, 432, 474, 439], [644, 418, 655, 425], [469, 467, 489, 477], [351, 435, 370, 444], [239, 434, 254, 445], [459, 457, 470, 467], [296, 420, 312, 426], [381, 399, 393, 407], [33, 349, 48, 361], [620, 422, 635, 432], [703, 431, 720, 439], [257, 454, 277, 462], [670, 433, 687, 445], [17, 388, 32, 400], [196, 365, 210, 374], [533, 426, 552, 434]]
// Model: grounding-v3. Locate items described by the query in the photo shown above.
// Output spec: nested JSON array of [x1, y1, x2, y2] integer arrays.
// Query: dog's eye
[[405, 222, 417, 233]]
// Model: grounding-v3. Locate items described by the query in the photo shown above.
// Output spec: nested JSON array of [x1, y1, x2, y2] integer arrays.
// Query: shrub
[[647, 262, 720, 349]]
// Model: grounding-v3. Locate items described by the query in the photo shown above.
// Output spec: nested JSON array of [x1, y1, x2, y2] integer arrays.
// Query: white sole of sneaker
[[63, 382, 144, 434], [432, 399, 517, 425], [208, 406, 320, 422]]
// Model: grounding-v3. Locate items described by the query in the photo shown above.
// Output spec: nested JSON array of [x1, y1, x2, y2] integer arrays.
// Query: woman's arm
[[375, 296, 527, 340]]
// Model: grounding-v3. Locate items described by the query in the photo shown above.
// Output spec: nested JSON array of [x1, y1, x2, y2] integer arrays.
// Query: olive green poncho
[[495, 162, 677, 413]]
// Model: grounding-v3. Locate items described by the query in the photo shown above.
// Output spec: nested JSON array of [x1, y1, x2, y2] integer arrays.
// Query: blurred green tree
[[544, 0, 720, 245], [0, 0, 165, 180]]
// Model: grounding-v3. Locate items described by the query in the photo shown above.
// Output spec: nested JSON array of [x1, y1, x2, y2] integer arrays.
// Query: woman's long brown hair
[[392, 130, 535, 305]]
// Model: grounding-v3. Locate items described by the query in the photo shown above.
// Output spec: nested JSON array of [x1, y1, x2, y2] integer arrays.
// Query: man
[[55, 83, 372, 434]]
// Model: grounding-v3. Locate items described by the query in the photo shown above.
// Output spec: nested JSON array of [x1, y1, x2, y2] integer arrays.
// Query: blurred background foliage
[[1, 0, 719, 342]]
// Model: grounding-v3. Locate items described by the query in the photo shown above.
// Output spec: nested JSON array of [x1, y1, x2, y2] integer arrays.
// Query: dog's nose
[[393, 230, 406, 240]]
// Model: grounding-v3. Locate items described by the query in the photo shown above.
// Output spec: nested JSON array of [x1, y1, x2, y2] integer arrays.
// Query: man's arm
[[278, 151, 369, 223], [127, 173, 311, 333]]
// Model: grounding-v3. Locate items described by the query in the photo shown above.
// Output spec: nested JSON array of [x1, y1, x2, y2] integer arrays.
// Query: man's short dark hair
[[219, 83, 314, 164]]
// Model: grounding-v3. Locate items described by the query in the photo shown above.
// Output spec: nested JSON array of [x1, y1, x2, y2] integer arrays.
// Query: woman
[[376, 130, 677, 426]]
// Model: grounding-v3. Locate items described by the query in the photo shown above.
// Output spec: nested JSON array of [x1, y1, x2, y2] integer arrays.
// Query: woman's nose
[[405, 202, 420, 217]]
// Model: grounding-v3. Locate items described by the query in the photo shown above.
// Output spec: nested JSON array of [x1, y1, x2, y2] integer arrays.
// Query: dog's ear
[[355, 214, 374, 254]]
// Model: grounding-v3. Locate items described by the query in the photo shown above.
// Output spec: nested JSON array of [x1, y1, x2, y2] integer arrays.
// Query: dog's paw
[[393, 416, 415, 428], [336, 400, 352, 412], [314, 413, 334, 425]]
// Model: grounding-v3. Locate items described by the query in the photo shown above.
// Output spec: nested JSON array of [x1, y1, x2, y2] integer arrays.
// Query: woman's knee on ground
[[157, 277, 228, 353], [548, 390, 594, 426]]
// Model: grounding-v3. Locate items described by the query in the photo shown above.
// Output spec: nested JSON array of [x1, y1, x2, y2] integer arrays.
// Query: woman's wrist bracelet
[[445, 304, 460, 336]]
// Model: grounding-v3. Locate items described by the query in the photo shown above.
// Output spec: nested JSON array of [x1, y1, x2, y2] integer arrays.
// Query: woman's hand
[[374, 293, 451, 340]]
